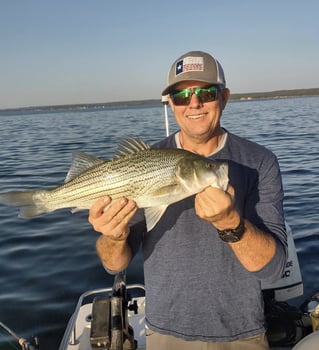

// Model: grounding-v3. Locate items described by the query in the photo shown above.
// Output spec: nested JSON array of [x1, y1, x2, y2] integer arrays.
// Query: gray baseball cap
[[162, 51, 226, 96]]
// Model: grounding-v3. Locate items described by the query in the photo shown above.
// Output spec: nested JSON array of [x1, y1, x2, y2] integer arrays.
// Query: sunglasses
[[170, 85, 220, 106]]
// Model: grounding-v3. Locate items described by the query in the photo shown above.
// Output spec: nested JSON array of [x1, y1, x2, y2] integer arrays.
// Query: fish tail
[[0, 189, 50, 218]]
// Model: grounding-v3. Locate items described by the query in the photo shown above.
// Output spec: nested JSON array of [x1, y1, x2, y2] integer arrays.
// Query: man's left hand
[[195, 185, 240, 231]]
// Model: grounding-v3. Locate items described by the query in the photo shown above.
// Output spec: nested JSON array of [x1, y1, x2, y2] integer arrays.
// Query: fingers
[[103, 197, 137, 230], [195, 184, 235, 223], [89, 196, 137, 240], [196, 185, 231, 207], [89, 196, 112, 219]]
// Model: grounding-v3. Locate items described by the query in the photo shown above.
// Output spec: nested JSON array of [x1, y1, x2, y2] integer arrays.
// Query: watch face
[[219, 231, 242, 243], [217, 218, 245, 243]]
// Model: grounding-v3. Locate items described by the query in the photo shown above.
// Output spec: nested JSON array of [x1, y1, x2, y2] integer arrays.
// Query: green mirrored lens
[[171, 85, 219, 106], [195, 86, 218, 102], [171, 89, 191, 105]]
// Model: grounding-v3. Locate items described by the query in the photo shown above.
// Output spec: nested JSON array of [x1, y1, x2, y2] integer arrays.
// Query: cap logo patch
[[175, 56, 204, 76]]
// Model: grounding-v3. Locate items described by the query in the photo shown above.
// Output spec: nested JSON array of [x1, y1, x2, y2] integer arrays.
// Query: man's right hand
[[88, 196, 138, 241]]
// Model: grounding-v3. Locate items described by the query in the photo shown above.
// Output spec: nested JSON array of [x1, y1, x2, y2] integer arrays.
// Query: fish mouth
[[186, 112, 207, 120]]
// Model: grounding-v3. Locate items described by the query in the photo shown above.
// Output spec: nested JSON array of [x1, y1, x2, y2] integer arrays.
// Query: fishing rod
[[0, 321, 39, 350], [161, 95, 170, 137]]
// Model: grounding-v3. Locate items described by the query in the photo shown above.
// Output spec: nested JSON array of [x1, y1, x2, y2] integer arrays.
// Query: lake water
[[0, 97, 318, 349]]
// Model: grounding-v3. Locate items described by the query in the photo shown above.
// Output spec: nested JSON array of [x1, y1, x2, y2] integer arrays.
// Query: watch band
[[217, 217, 245, 243]]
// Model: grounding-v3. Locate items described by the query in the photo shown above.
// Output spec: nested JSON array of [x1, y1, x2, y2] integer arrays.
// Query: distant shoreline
[[1, 87, 319, 112]]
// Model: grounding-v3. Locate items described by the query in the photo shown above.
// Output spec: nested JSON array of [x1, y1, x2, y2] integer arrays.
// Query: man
[[88, 51, 288, 349]]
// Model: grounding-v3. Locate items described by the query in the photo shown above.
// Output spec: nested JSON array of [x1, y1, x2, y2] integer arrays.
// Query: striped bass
[[0, 138, 228, 231]]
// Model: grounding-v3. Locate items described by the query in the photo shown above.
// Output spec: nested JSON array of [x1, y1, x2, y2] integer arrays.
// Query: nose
[[188, 92, 203, 108]]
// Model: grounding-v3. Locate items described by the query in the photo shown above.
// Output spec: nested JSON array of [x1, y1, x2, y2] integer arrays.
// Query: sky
[[1, 0, 318, 109]]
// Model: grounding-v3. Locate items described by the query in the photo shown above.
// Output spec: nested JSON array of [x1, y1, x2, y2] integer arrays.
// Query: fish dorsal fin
[[115, 138, 150, 157], [65, 152, 104, 183]]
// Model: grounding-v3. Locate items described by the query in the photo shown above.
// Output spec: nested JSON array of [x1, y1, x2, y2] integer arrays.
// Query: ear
[[220, 88, 230, 110]]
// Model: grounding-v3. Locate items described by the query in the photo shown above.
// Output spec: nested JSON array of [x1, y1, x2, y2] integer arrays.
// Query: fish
[[0, 138, 229, 231]]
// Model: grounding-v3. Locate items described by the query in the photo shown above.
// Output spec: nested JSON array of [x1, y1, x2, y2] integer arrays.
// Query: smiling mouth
[[186, 113, 206, 120]]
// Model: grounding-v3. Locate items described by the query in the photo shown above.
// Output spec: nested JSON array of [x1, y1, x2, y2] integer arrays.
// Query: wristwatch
[[217, 217, 245, 243]]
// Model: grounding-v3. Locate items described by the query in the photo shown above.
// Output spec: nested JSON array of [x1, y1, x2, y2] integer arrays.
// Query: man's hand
[[195, 185, 240, 230], [89, 196, 138, 241]]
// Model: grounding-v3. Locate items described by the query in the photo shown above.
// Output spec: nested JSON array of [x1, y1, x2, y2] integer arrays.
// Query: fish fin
[[0, 190, 50, 218], [65, 152, 105, 183], [70, 207, 85, 214], [148, 184, 179, 197], [144, 205, 168, 231], [115, 138, 150, 157]]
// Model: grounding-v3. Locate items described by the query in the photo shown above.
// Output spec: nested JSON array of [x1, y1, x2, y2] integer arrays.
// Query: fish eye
[[206, 162, 212, 169]]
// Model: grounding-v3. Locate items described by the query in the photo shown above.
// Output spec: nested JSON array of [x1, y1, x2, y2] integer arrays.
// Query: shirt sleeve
[[248, 152, 288, 281]]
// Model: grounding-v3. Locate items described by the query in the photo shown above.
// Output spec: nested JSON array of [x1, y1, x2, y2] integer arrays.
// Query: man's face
[[168, 80, 229, 142]]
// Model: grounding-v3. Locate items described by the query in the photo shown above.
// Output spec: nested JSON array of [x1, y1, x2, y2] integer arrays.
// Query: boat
[[56, 226, 319, 350], [57, 280, 319, 350], [57, 222, 319, 350], [1, 223, 318, 350], [58, 277, 319, 350], [2, 281, 318, 350]]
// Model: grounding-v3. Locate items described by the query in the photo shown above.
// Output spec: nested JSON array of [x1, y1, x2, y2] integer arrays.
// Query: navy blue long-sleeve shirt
[[128, 131, 287, 342]]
